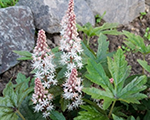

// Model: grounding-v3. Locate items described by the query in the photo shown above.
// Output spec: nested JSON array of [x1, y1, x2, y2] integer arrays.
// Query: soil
[[1, 4, 150, 96]]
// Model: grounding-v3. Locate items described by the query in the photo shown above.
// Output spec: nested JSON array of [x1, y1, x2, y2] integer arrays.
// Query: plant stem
[[87, 36, 90, 46], [46, 117, 51, 120], [108, 100, 116, 119], [16, 110, 26, 120]]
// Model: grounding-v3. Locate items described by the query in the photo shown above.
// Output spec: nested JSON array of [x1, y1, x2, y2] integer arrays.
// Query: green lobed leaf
[[48, 86, 63, 97], [15, 73, 30, 89], [95, 23, 118, 35], [56, 66, 67, 81], [102, 30, 123, 35], [112, 107, 128, 118], [0, 96, 14, 108], [18, 95, 46, 120], [124, 75, 142, 86], [3, 82, 18, 107], [53, 51, 63, 68], [118, 75, 147, 103], [137, 59, 150, 73], [107, 48, 131, 94], [83, 87, 114, 110], [51, 47, 59, 53], [74, 105, 109, 120], [96, 33, 109, 63], [82, 98, 106, 115], [17, 86, 34, 108], [77, 23, 96, 37], [144, 110, 150, 120], [112, 114, 124, 120], [123, 30, 150, 54], [0, 73, 34, 120], [81, 41, 96, 60], [85, 58, 113, 91], [50, 111, 66, 120], [127, 116, 139, 120], [0, 108, 18, 120], [84, 48, 147, 109], [76, 23, 85, 31], [82, 78, 93, 88], [59, 98, 70, 112], [0, 97, 18, 120]]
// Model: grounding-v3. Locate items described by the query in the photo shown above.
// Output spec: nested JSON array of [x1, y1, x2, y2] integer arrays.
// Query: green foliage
[[82, 33, 114, 63], [0, 0, 18, 8], [59, 98, 70, 112], [140, 12, 147, 19], [13, 50, 32, 60], [48, 86, 63, 98], [74, 105, 109, 120], [18, 96, 46, 120], [96, 33, 109, 62], [95, 11, 106, 24], [127, 116, 141, 120], [144, 27, 150, 41], [82, 48, 147, 118], [77, 22, 121, 46], [137, 59, 150, 73], [81, 41, 96, 61], [77, 22, 121, 37], [50, 111, 66, 120], [122, 45, 131, 53], [0, 73, 33, 120], [56, 66, 67, 82], [112, 114, 124, 120], [123, 31, 150, 54]]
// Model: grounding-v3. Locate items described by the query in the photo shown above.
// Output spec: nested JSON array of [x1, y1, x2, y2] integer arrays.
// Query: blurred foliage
[[0, 0, 18, 8]]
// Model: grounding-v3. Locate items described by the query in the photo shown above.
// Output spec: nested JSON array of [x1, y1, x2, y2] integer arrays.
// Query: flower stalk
[[108, 100, 116, 119], [16, 110, 26, 120]]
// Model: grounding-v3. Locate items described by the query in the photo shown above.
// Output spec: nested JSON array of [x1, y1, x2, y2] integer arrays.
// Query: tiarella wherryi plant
[[31, 0, 84, 115], [1, 0, 150, 120]]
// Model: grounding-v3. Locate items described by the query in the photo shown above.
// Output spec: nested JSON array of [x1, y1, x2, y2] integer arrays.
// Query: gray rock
[[0, 49, 3, 65], [54, 35, 61, 46], [17, 0, 95, 34], [0, 6, 35, 74], [85, 0, 145, 24], [146, 0, 150, 5]]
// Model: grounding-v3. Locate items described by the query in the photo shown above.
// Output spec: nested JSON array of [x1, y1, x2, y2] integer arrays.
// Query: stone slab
[[0, 6, 35, 74]]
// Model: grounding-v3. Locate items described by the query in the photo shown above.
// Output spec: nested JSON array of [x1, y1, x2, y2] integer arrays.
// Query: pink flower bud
[[109, 78, 114, 84]]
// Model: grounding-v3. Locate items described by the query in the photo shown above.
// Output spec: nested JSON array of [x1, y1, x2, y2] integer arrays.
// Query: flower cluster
[[63, 68, 83, 110], [60, 0, 83, 110], [32, 0, 83, 115], [32, 29, 57, 117], [60, 0, 83, 70], [32, 29, 57, 88], [32, 78, 54, 118]]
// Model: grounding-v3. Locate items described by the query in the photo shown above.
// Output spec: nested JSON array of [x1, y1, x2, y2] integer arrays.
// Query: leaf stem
[[108, 100, 116, 119], [16, 110, 26, 120]]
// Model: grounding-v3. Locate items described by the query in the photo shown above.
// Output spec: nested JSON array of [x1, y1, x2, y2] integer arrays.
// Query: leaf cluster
[[0, 0, 18, 8], [0, 73, 33, 120], [78, 47, 147, 119], [123, 31, 150, 54]]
